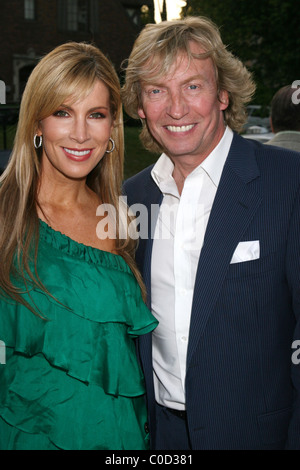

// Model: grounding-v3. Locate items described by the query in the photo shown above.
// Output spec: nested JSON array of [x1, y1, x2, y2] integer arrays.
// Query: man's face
[[138, 42, 229, 165]]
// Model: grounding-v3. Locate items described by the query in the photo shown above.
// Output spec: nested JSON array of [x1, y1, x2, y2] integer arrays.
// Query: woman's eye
[[53, 110, 69, 117], [89, 112, 105, 119]]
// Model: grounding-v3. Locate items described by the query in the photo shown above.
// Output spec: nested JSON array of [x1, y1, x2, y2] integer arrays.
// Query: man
[[122, 16, 300, 450], [266, 84, 300, 151]]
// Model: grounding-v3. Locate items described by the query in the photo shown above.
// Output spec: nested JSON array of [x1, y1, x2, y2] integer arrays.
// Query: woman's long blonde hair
[[0, 41, 145, 313], [122, 16, 256, 154]]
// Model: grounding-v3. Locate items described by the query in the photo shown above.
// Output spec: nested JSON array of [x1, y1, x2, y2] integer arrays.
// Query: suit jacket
[[266, 131, 300, 152], [123, 132, 300, 449]]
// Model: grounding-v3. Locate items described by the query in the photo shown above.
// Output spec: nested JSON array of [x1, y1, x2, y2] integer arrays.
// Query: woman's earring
[[105, 137, 115, 154], [33, 134, 43, 149]]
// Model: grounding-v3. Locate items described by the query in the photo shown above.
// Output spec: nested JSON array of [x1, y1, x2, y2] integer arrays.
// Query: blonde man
[[123, 16, 300, 449]]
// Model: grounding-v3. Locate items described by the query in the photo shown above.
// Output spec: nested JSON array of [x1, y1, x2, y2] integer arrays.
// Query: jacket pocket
[[257, 406, 292, 445]]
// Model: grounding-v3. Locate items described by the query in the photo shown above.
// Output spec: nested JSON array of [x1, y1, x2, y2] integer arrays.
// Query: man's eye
[[188, 84, 198, 90]]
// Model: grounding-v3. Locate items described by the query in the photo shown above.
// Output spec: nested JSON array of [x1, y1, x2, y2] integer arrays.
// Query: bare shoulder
[[37, 198, 117, 254]]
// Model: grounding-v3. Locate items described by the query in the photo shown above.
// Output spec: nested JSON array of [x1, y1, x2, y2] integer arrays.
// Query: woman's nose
[[70, 117, 90, 143]]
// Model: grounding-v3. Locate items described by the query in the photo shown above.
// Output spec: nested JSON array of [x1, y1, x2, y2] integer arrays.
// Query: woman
[[0, 42, 157, 450]]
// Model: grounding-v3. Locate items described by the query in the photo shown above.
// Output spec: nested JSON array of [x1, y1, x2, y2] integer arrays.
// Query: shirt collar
[[151, 126, 234, 190]]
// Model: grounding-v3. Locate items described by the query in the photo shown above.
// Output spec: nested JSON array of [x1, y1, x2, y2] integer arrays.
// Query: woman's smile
[[62, 147, 94, 161]]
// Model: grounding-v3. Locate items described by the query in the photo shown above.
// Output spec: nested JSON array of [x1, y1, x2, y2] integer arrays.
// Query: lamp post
[[154, 0, 187, 23]]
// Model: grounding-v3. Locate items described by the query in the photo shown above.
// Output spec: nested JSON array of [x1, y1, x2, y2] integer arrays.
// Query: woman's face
[[38, 80, 114, 182]]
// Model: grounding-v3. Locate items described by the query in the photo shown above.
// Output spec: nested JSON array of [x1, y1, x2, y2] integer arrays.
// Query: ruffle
[[1, 221, 157, 394], [0, 353, 150, 449], [39, 219, 133, 274], [0, 221, 157, 449], [1, 297, 154, 396]]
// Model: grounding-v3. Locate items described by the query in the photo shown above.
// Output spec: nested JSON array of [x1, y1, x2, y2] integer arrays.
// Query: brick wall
[[0, 0, 144, 102]]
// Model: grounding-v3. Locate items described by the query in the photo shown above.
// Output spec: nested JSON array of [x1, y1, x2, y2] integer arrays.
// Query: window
[[24, 0, 35, 20], [125, 8, 138, 25], [58, 0, 99, 33], [66, 0, 88, 32]]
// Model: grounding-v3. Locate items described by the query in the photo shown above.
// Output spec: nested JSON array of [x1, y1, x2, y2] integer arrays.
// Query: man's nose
[[166, 91, 189, 120]]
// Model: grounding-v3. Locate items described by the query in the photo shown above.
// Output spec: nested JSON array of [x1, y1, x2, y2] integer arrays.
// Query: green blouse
[[0, 221, 157, 450]]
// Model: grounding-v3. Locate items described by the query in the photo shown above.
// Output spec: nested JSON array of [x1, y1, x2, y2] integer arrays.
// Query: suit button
[[144, 422, 149, 434]]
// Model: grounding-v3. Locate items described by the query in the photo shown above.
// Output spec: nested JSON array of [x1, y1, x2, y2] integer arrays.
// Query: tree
[[183, 0, 300, 105]]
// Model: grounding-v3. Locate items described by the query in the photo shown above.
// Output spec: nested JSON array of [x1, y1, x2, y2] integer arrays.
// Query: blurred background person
[[266, 84, 300, 151]]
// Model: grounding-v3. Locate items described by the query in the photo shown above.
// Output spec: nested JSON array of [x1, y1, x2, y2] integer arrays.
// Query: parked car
[[242, 125, 274, 143], [244, 105, 271, 131]]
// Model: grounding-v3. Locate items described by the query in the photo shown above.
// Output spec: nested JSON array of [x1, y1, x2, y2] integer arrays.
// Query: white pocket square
[[230, 240, 260, 264]]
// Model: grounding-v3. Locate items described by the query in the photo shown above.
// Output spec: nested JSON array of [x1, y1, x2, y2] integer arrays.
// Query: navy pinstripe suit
[[124, 133, 300, 449]]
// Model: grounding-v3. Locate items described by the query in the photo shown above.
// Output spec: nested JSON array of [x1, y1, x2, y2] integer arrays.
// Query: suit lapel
[[135, 176, 162, 307], [187, 134, 262, 367], [135, 176, 162, 424]]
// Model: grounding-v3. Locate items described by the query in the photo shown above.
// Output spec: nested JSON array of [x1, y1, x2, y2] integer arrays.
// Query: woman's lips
[[63, 147, 93, 161]]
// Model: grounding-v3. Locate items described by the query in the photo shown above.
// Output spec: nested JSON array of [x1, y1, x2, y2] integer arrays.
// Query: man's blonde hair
[[122, 16, 256, 153]]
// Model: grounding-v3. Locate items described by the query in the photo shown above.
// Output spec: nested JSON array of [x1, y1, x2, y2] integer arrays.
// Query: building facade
[[0, 0, 153, 103]]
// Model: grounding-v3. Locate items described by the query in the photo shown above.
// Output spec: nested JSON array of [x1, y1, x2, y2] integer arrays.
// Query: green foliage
[[0, 123, 16, 150], [124, 126, 158, 179], [183, 0, 300, 106], [141, 3, 155, 25]]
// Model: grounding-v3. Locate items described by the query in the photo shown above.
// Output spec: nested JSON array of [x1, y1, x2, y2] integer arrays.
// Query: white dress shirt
[[151, 127, 233, 410]]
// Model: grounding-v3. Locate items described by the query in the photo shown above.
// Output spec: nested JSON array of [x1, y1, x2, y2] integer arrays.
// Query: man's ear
[[138, 108, 146, 119], [219, 90, 229, 111]]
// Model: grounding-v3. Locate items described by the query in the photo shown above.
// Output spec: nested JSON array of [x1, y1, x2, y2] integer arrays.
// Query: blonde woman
[[0, 42, 157, 450]]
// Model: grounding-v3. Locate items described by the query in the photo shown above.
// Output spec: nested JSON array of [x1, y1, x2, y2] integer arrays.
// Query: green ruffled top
[[0, 220, 157, 450]]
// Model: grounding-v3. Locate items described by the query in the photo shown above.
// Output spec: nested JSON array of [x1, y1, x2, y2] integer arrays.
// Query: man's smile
[[165, 124, 195, 133]]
